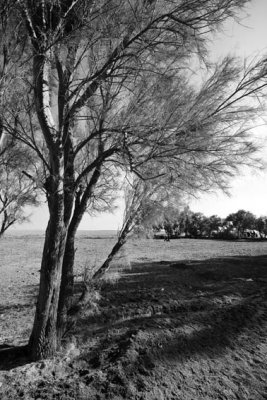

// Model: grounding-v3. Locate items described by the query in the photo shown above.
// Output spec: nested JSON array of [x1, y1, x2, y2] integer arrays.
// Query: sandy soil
[[0, 238, 267, 399]]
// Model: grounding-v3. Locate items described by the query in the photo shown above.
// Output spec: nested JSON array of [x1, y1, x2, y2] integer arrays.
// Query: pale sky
[[191, 0, 267, 218], [15, 0, 267, 231]]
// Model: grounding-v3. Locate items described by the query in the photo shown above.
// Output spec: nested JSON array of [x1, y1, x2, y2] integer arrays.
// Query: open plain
[[1, 232, 267, 399]]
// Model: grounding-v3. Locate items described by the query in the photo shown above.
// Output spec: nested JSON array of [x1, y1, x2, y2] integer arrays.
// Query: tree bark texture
[[92, 208, 138, 280], [93, 238, 126, 280], [28, 47, 69, 359], [28, 200, 67, 360], [57, 167, 102, 337], [56, 230, 75, 340]]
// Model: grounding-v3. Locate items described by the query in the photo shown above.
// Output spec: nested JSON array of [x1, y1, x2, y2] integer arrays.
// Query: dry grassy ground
[[1, 235, 267, 399]]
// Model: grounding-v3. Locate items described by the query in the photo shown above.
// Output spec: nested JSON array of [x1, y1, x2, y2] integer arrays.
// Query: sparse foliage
[[0, 142, 39, 236], [4, 0, 267, 359]]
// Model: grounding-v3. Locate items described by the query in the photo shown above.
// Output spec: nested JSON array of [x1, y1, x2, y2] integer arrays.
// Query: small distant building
[[153, 229, 167, 239], [243, 229, 261, 239], [178, 232, 186, 238]]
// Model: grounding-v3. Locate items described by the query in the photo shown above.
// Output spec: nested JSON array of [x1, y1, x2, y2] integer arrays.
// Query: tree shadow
[[75, 254, 267, 365], [0, 284, 38, 370], [0, 284, 38, 312], [1, 254, 267, 371], [0, 345, 30, 371]]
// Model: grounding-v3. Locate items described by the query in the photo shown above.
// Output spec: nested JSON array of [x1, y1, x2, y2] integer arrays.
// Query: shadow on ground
[[0, 285, 38, 370], [0, 284, 38, 314], [75, 254, 267, 366], [0, 345, 30, 371], [1, 255, 267, 371]]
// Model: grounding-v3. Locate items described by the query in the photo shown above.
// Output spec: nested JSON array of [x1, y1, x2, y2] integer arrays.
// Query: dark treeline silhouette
[[152, 208, 267, 240]]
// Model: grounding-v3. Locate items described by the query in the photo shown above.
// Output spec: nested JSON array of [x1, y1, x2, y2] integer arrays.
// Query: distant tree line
[[152, 208, 267, 239]]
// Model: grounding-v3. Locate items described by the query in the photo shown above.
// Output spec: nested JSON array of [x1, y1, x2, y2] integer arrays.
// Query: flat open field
[[1, 233, 267, 399]]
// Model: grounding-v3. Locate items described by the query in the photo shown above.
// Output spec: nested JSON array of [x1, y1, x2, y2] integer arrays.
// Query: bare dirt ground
[[1, 237, 267, 399]]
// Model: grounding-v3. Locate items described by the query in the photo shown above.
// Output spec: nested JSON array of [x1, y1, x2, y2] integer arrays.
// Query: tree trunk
[[57, 167, 102, 338], [93, 215, 134, 280], [28, 195, 67, 360], [56, 127, 76, 341], [93, 237, 126, 280], [0, 210, 7, 237], [56, 228, 76, 340]]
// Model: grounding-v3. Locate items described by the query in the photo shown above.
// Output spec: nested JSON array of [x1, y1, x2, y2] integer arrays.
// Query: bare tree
[[0, 143, 39, 236], [93, 174, 186, 280], [0, 0, 27, 152], [11, 0, 267, 359], [0, 1, 40, 236], [93, 178, 151, 280]]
